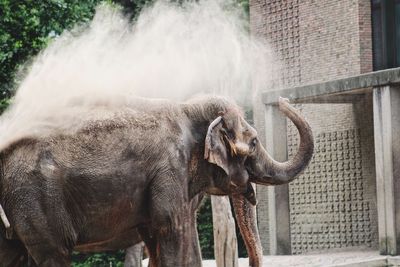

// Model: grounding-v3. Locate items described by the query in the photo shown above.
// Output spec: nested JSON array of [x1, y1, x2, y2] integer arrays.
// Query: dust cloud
[[0, 0, 276, 150]]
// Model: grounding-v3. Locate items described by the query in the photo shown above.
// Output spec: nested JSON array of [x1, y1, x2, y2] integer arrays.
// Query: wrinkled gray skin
[[0, 96, 313, 267]]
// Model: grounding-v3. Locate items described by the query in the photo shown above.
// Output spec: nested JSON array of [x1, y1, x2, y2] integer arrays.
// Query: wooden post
[[124, 242, 144, 267], [211, 195, 239, 267]]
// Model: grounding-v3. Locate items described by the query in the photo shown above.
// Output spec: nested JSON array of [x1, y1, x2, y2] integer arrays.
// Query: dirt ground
[[143, 251, 399, 267]]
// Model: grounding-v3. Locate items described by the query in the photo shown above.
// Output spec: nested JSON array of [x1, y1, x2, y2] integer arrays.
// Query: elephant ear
[[204, 116, 230, 175]]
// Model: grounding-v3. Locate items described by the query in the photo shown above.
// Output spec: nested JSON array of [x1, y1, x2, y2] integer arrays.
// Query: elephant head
[[204, 97, 313, 191], [202, 97, 314, 267]]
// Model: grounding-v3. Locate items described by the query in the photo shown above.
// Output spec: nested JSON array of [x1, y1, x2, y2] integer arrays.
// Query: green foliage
[[0, 0, 103, 98], [236, 0, 249, 17], [196, 196, 248, 259], [197, 196, 214, 259], [0, 0, 158, 100], [71, 251, 125, 267], [111, 0, 154, 18], [0, 98, 11, 114]]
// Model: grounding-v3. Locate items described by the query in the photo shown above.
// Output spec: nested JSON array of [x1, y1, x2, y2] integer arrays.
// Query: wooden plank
[[124, 242, 144, 267], [211, 196, 239, 267]]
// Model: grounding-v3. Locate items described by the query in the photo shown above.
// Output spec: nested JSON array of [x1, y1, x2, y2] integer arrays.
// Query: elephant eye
[[223, 129, 235, 140], [250, 138, 257, 150]]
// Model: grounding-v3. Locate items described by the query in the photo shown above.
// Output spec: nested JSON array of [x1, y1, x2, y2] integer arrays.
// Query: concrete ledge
[[142, 251, 400, 266], [387, 256, 400, 266], [327, 258, 388, 267], [200, 251, 399, 266], [258, 251, 387, 267], [262, 67, 400, 104]]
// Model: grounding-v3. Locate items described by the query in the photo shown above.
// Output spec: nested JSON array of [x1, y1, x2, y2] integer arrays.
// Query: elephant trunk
[[250, 97, 314, 185], [231, 189, 262, 267]]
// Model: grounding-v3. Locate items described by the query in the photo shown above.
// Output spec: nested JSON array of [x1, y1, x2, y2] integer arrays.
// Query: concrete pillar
[[373, 85, 400, 255], [263, 104, 291, 255]]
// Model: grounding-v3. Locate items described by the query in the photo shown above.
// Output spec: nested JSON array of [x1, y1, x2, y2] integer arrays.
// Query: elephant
[[0, 95, 313, 267]]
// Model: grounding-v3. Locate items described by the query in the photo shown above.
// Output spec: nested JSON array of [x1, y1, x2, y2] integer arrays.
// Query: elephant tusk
[[0, 204, 10, 229], [0, 204, 13, 239], [204, 116, 223, 160], [230, 181, 239, 188]]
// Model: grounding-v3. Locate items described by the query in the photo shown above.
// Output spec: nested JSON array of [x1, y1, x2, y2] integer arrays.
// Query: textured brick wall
[[299, 1, 361, 83], [250, 0, 300, 88], [250, 0, 376, 255], [358, 0, 373, 73], [287, 100, 378, 254], [250, 0, 373, 87]]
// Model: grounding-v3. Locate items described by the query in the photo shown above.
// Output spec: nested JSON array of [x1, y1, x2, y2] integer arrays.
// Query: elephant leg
[[27, 256, 38, 267], [3, 253, 26, 267], [0, 239, 28, 267], [145, 238, 158, 267], [33, 258, 70, 267], [20, 239, 71, 267], [150, 177, 201, 267], [11, 214, 71, 266], [138, 226, 158, 267], [155, 220, 201, 267]]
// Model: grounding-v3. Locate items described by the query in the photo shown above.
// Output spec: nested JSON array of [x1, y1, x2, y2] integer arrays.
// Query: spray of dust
[[0, 0, 276, 150]]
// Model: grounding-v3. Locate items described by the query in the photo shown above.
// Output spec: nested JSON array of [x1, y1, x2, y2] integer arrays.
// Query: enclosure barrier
[[257, 67, 400, 256]]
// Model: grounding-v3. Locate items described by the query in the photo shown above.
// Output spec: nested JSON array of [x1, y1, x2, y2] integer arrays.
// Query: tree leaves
[[0, 0, 102, 98], [71, 251, 125, 267]]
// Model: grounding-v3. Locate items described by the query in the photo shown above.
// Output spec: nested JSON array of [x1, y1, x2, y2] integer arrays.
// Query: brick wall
[[358, 0, 373, 73], [250, 0, 376, 254], [250, 0, 373, 87], [250, 0, 300, 88], [287, 100, 378, 254]]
